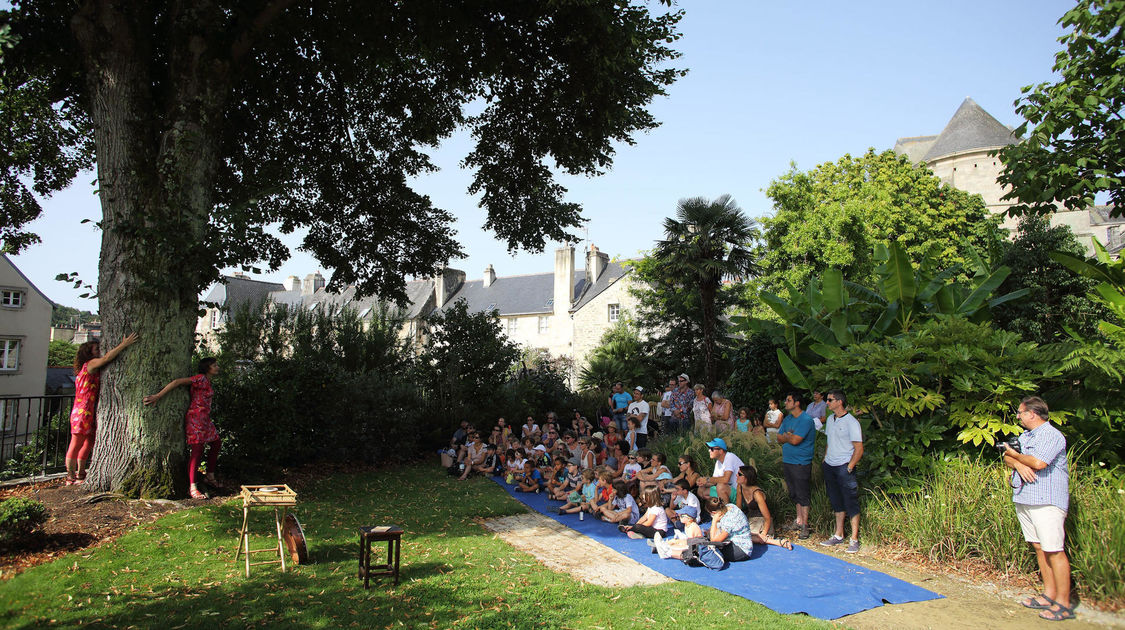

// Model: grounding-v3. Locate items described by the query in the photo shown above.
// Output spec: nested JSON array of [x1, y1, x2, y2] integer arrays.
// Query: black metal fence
[[0, 395, 75, 480]]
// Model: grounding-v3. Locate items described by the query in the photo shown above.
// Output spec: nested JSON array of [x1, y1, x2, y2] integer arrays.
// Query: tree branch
[[230, 0, 299, 64]]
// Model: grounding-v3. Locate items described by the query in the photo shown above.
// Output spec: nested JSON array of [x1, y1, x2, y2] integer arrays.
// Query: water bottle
[[579, 511, 584, 521]]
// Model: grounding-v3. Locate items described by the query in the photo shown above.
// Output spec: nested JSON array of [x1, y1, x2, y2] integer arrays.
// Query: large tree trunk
[[700, 279, 718, 391], [72, 2, 228, 497]]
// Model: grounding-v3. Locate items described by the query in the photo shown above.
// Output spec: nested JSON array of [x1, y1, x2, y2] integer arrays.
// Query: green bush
[[865, 457, 1125, 603], [0, 497, 48, 544]]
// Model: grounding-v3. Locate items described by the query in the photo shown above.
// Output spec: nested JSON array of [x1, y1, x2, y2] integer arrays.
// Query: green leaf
[[881, 242, 916, 304], [830, 312, 854, 346], [776, 349, 810, 390], [822, 268, 845, 313], [957, 267, 1011, 315]]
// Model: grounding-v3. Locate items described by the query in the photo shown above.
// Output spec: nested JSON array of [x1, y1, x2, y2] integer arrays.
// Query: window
[[506, 318, 518, 335], [0, 289, 23, 308], [538, 316, 550, 334], [210, 309, 221, 328], [0, 339, 20, 371], [608, 303, 620, 322], [0, 400, 16, 432]]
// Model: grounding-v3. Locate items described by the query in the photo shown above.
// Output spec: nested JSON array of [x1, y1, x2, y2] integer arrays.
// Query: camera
[[995, 436, 1021, 454]]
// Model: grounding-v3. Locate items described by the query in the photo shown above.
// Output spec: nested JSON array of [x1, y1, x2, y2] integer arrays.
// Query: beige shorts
[[1015, 503, 1067, 552], [748, 516, 766, 535]]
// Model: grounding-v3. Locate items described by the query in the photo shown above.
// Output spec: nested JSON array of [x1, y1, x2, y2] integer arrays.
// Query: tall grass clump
[[865, 455, 1125, 604]]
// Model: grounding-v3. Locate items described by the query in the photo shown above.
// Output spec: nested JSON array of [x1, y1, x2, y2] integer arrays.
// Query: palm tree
[[653, 195, 760, 389]]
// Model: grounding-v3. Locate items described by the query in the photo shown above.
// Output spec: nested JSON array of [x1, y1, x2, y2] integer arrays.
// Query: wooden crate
[[239, 484, 298, 507]]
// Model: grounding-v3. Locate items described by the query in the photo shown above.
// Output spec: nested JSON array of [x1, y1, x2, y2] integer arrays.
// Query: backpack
[[680, 538, 727, 570]]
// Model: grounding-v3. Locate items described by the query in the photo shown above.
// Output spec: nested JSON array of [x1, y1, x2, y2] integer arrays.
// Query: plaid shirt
[[670, 387, 694, 419], [1012, 421, 1069, 512]]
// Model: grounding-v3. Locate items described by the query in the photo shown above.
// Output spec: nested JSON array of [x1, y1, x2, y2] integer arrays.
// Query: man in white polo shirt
[[818, 389, 863, 553], [1003, 396, 1073, 622]]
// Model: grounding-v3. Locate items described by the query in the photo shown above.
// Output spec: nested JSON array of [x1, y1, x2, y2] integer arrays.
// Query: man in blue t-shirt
[[777, 391, 815, 540], [609, 381, 633, 432]]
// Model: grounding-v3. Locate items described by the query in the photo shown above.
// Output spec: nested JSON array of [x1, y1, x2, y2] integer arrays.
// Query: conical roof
[[922, 97, 1018, 162]]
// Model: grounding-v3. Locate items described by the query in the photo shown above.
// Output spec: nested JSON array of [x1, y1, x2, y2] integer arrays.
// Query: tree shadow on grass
[[4, 560, 562, 630]]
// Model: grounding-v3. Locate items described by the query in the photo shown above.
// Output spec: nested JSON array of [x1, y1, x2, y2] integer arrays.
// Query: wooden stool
[[235, 485, 297, 578], [358, 525, 403, 588]]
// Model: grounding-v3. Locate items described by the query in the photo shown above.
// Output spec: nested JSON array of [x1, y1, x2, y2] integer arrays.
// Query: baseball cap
[[678, 373, 689, 381], [591, 431, 604, 441], [675, 505, 699, 519], [534, 444, 547, 452], [567, 457, 581, 466], [705, 437, 728, 451], [633, 386, 644, 393]]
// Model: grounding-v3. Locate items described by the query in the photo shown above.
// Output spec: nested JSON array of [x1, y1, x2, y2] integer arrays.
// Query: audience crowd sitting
[[443, 378, 869, 565]]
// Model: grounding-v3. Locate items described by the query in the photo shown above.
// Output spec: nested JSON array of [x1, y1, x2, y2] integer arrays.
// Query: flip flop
[[1021, 594, 1054, 610], [1039, 602, 1075, 621]]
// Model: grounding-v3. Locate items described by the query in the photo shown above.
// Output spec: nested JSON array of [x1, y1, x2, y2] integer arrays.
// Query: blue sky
[[15, 0, 1072, 312]]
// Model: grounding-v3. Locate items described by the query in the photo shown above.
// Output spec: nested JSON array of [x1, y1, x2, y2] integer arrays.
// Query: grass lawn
[[0, 464, 834, 629]]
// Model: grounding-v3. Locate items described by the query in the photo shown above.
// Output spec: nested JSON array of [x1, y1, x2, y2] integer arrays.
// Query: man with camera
[[1001, 396, 1073, 621]]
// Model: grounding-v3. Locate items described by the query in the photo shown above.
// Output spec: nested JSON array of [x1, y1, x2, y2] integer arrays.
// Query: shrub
[[0, 497, 48, 544], [865, 457, 1125, 604]]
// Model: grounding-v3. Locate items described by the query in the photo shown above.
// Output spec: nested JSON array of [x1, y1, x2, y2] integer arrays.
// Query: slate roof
[[892, 135, 938, 164], [300, 279, 435, 319], [439, 261, 629, 316], [202, 276, 284, 310], [46, 367, 76, 394], [921, 98, 1018, 162]]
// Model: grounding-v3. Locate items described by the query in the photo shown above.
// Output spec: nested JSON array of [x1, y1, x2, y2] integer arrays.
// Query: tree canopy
[[759, 149, 1007, 296], [0, 0, 684, 495], [996, 0, 1125, 217]]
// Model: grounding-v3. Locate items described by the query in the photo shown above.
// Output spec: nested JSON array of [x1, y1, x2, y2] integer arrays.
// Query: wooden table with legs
[[358, 525, 403, 588], [235, 485, 297, 577]]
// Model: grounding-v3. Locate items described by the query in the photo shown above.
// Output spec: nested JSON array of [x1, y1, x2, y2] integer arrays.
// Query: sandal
[[1021, 594, 1054, 610], [1039, 602, 1075, 621], [189, 487, 207, 499], [64, 476, 78, 486], [778, 538, 793, 550]]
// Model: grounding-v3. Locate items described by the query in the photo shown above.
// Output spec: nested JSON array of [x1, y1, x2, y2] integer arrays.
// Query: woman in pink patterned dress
[[66, 333, 139, 485], [144, 358, 221, 499]]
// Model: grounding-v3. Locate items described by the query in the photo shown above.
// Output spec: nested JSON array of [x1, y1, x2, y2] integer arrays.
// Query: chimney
[[585, 244, 609, 283], [483, 265, 496, 288], [284, 275, 300, 291], [434, 266, 466, 308], [302, 272, 325, 296], [554, 245, 575, 317]]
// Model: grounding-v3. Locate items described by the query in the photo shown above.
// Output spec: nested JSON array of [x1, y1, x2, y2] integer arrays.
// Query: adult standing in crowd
[[669, 374, 693, 434], [818, 390, 863, 553], [696, 437, 744, 503], [609, 382, 632, 432], [777, 392, 815, 539], [807, 390, 828, 429], [627, 386, 650, 448], [691, 384, 712, 434], [65, 333, 139, 485], [660, 377, 675, 433], [1004, 396, 1074, 622], [144, 357, 223, 499]]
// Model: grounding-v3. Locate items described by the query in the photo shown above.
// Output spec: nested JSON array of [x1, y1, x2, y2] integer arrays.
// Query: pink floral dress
[[69, 363, 100, 436], [184, 374, 219, 445]]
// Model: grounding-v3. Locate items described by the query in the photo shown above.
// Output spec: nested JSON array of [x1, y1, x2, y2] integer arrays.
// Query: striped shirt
[[1012, 422, 1069, 512]]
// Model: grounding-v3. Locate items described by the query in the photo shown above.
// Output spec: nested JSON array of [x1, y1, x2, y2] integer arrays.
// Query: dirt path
[[480, 512, 1124, 629], [480, 513, 671, 587], [800, 545, 1123, 630]]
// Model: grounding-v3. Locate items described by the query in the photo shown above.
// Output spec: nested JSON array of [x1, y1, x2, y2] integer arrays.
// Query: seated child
[[516, 460, 544, 493], [621, 451, 642, 484], [599, 481, 640, 525], [560, 469, 599, 515], [621, 487, 670, 539], [473, 443, 502, 477], [639, 452, 673, 493], [604, 425, 620, 450], [504, 449, 524, 483], [545, 456, 568, 495], [735, 407, 751, 433], [664, 478, 701, 527], [552, 458, 582, 501], [651, 511, 705, 559]]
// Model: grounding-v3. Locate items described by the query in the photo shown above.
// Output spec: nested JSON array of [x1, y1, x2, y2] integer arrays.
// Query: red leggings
[[188, 440, 221, 485], [66, 433, 94, 460]]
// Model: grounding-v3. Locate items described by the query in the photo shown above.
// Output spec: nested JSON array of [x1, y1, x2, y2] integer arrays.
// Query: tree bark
[[700, 278, 718, 391], [72, 1, 228, 497]]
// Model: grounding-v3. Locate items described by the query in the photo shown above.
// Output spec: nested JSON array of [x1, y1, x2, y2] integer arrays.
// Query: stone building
[[0, 254, 54, 432], [894, 97, 1122, 254], [197, 244, 636, 384]]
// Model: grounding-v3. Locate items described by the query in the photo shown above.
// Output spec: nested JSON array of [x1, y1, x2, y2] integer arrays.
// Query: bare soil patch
[[479, 512, 671, 587]]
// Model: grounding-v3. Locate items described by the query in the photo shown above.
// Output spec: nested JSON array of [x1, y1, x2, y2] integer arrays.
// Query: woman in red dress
[[66, 333, 139, 485], [144, 358, 221, 499]]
